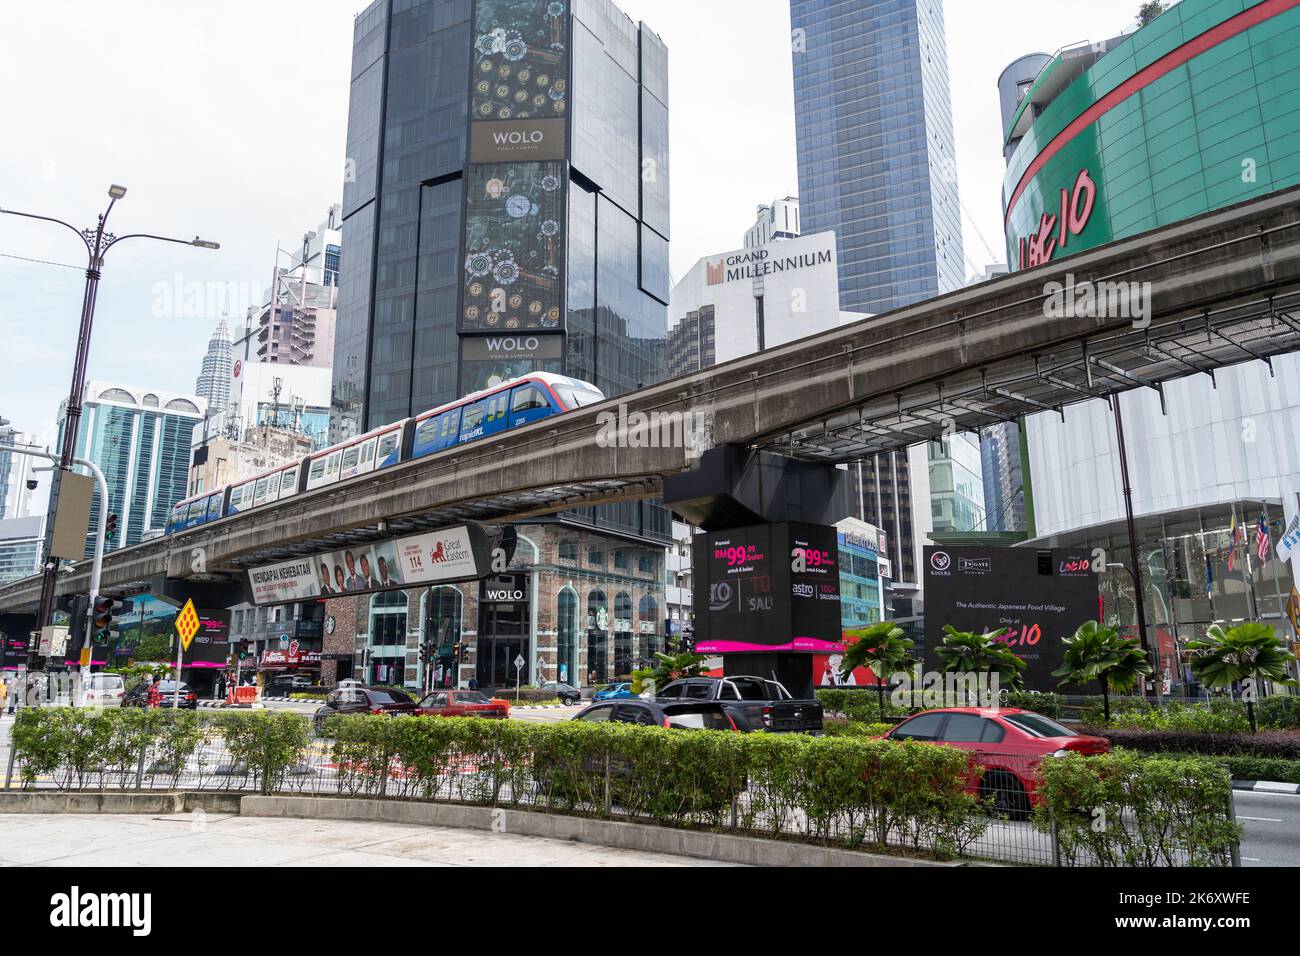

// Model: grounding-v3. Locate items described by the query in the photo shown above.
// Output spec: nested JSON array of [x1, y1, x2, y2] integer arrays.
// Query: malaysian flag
[[1257, 513, 1272, 562]]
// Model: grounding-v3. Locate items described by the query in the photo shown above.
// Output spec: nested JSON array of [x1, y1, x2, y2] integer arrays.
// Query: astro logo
[[930, 551, 952, 573], [706, 259, 725, 286], [791, 583, 815, 598], [708, 582, 734, 612], [429, 542, 447, 563]]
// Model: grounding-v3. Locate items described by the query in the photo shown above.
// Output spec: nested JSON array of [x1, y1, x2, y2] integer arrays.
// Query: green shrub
[[212, 711, 311, 794], [1258, 695, 1300, 730], [1002, 691, 1060, 718], [1037, 751, 1240, 866], [822, 718, 891, 738], [1104, 703, 1249, 734], [1215, 754, 1300, 784]]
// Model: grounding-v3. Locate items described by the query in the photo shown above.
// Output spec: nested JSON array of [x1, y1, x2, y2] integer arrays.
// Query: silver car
[[84, 673, 126, 708]]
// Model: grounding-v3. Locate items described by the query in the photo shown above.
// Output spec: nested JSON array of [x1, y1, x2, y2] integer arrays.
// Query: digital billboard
[[472, 0, 569, 122], [462, 161, 565, 333], [692, 522, 843, 654], [922, 546, 1100, 691]]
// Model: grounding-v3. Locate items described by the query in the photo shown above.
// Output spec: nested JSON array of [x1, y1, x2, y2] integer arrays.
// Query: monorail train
[[165, 372, 606, 536]]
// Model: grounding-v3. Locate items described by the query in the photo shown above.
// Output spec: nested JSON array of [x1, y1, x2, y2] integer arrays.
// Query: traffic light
[[104, 513, 119, 542], [238, 639, 251, 660], [91, 595, 129, 646]]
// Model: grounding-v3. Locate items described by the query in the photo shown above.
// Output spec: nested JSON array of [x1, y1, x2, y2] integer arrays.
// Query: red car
[[416, 689, 510, 719], [883, 707, 1109, 819]]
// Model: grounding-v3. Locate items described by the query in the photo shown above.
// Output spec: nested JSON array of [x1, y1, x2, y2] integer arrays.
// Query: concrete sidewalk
[[0, 812, 739, 867]]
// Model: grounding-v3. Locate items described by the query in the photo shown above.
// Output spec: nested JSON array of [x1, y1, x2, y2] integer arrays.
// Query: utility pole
[[0, 444, 108, 697], [0, 186, 218, 641]]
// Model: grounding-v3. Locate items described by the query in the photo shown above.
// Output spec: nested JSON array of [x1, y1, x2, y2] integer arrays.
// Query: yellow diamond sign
[[176, 599, 200, 653]]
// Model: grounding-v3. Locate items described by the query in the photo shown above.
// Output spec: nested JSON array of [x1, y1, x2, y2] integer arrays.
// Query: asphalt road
[[1235, 790, 1300, 866]]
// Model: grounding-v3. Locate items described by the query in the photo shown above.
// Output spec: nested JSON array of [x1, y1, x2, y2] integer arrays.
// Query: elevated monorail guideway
[[2, 187, 1299, 613]]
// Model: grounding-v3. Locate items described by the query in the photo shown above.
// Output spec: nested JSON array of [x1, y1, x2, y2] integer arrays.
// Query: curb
[[0, 790, 243, 815], [241, 794, 959, 867], [1232, 780, 1300, 794]]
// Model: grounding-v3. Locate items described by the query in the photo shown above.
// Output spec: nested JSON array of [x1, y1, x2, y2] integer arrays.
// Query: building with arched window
[[320, 522, 665, 692]]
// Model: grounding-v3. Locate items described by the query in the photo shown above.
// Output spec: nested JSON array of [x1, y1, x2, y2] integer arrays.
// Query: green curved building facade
[[1003, 0, 1300, 269]]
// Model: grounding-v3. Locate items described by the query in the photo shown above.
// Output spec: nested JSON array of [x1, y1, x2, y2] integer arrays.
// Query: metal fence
[[1, 712, 1238, 867]]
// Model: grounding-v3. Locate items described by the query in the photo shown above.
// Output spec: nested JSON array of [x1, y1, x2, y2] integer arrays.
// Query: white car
[[83, 673, 126, 708]]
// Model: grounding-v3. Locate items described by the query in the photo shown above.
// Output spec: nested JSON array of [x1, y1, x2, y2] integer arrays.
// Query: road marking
[[1242, 857, 1261, 862], [1237, 816, 1282, 822]]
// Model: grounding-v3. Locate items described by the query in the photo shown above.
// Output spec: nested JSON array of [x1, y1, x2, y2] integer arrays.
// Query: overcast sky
[[0, 0, 1141, 465]]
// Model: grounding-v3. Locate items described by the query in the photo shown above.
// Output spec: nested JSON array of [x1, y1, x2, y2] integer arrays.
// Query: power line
[[0, 250, 82, 270]]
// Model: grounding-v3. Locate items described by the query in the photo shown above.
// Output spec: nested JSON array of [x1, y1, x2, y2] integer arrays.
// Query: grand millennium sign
[[706, 246, 834, 286]]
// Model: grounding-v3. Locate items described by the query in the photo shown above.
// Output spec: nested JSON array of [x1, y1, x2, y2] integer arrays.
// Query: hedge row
[[10, 708, 309, 794], [322, 714, 989, 857], [1086, 726, 1300, 760], [1037, 752, 1240, 867], [8, 709, 1241, 865]]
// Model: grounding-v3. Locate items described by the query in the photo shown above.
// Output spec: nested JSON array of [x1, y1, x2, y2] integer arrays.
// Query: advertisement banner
[[923, 546, 1100, 691], [187, 610, 232, 668], [692, 522, 843, 654], [245, 524, 492, 606]]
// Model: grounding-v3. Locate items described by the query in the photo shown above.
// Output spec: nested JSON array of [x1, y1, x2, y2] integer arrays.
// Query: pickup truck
[[654, 676, 823, 734]]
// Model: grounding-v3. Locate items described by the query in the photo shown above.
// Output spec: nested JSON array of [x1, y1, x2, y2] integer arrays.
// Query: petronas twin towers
[[195, 318, 232, 413]]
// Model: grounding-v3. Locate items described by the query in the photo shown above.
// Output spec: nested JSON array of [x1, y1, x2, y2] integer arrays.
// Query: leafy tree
[[1186, 622, 1296, 733], [1137, 2, 1167, 27], [1052, 620, 1152, 723], [839, 621, 914, 721], [132, 632, 174, 662], [935, 624, 1026, 692]]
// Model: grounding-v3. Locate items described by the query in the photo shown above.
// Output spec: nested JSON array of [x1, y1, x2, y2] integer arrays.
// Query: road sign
[[176, 599, 200, 652], [514, 654, 525, 670], [79, 648, 91, 667]]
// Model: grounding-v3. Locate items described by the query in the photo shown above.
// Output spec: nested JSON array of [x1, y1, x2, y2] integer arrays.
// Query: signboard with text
[[245, 524, 492, 606], [692, 522, 842, 654], [923, 546, 1100, 691]]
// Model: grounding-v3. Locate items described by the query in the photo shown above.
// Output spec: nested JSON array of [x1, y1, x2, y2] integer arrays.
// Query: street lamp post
[[0, 186, 218, 655]]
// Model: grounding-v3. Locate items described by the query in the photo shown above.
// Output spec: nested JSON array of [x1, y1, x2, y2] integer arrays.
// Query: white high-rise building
[[0, 419, 38, 520]]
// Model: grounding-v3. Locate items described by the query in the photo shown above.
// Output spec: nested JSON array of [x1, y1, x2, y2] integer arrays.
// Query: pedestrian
[[0, 674, 8, 714], [468, 676, 479, 691], [146, 674, 162, 709]]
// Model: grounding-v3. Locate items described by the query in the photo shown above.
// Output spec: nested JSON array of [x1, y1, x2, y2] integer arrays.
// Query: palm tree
[[839, 621, 914, 720], [1186, 622, 1296, 733], [935, 624, 1027, 693], [1052, 620, 1152, 723], [642, 650, 709, 694]]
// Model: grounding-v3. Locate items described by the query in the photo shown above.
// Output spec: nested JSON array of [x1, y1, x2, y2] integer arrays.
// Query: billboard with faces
[[245, 525, 492, 606]]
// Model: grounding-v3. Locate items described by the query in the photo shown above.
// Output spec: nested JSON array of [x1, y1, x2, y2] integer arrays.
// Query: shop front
[[476, 574, 530, 690]]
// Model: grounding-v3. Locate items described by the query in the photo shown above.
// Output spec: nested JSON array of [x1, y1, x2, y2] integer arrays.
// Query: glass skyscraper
[[790, 0, 964, 315], [60, 383, 205, 556], [332, 0, 668, 438], [323, 0, 671, 693], [791, 0, 967, 611]]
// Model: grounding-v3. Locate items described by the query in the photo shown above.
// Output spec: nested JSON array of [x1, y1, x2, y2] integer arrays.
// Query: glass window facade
[[68, 393, 201, 556], [331, 0, 669, 545], [790, 0, 964, 315]]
